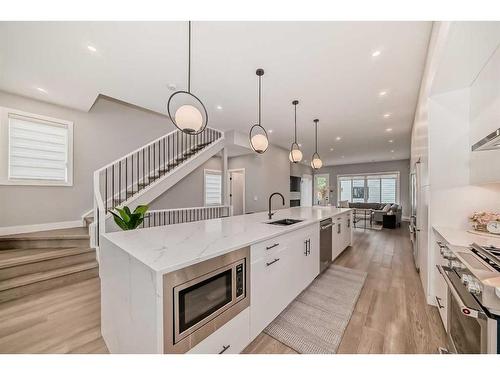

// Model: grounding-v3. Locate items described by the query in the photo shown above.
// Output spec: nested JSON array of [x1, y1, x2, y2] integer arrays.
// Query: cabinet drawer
[[251, 236, 287, 261], [188, 308, 250, 354]]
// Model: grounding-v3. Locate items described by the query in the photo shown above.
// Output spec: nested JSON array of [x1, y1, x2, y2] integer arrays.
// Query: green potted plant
[[110, 205, 149, 231]]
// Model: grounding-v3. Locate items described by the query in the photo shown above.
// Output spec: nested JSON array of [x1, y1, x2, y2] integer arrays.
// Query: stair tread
[[0, 261, 99, 291], [0, 247, 95, 269], [0, 227, 89, 241]]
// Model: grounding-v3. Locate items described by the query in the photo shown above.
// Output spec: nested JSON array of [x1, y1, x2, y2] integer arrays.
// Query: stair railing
[[92, 127, 224, 247], [140, 205, 232, 229]]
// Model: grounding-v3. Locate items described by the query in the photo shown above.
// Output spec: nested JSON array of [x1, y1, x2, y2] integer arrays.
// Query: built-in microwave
[[163, 247, 250, 353]]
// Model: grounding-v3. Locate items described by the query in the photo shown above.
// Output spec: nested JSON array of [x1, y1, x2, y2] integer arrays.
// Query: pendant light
[[249, 69, 269, 153], [167, 21, 208, 135], [289, 100, 303, 163], [311, 119, 323, 169]]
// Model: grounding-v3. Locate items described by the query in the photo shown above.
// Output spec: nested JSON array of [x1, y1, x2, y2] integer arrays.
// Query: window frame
[[203, 169, 222, 207], [336, 171, 400, 205], [0, 106, 74, 186]]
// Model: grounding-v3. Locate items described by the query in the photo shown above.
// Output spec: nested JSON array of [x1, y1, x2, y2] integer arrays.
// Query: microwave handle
[[436, 265, 485, 320]]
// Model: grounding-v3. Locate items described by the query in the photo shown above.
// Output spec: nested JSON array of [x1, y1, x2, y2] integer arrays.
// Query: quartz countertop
[[102, 206, 351, 274], [433, 226, 500, 248]]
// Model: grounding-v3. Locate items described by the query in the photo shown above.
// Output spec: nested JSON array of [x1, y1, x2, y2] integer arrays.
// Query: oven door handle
[[436, 265, 485, 320]]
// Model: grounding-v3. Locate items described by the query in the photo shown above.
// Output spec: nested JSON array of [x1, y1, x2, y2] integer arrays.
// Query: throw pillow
[[339, 200, 349, 208], [382, 204, 391, 212], [390, 204, 399, 211]]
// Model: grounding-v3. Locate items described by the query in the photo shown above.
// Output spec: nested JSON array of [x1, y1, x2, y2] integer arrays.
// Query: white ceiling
[[0, 21, 432, 166]]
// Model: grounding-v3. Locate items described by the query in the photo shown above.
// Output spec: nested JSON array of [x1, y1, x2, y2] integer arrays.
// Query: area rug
[[263, 265, 367, 354]]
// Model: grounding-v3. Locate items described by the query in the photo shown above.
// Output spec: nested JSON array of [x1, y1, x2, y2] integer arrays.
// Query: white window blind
[[205, 171, 222, 206], [8, 114, 70, 183]]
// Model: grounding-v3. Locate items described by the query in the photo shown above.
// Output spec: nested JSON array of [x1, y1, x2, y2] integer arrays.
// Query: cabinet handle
[[219, 344, 230, 354], [304, 240, 308, 255], [435, 296, 444, 309], [337, 224, 341, 234], [266, 258, 280, 267], [321, 223, 333, 230], [347, 218, 350, 228], [307, 239, 311, 255], [266, 243, 279, 250]]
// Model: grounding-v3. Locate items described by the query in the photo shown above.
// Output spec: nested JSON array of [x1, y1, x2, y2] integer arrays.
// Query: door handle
[[266, 258, 280, 267], [219, 344, 230, 354], [266, 243, 279, 250], [321, 223, 333, 230]]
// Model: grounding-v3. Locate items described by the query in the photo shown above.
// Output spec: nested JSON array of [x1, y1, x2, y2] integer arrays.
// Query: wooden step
[[0, 261, 99, 303], [0, 247, 96, 281], [0, 227, 90, 250]]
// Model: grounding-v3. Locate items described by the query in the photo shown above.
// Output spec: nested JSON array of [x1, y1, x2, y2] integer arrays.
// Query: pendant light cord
[[315, 121, 318, 153], [258, 75, 262, 125], [294, 103, 297, 142], [188, 21, 191, 93]]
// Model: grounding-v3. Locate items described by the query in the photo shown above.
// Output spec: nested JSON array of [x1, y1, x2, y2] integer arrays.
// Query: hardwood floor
[[0, 225, 446, 354], [243, 225, 447, 354]]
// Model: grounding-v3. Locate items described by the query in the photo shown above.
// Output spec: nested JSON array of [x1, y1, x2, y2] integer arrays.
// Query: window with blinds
[[337, 173, 399, 205], [6, 112, 73, 185], [204, 170, 222, 206]]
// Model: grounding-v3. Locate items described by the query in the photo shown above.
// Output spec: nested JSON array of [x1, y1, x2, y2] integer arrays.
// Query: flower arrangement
[[469, 211, 500, 232]]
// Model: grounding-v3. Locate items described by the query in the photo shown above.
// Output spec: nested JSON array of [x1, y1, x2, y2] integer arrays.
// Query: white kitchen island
[[99, 206, 352, 354]]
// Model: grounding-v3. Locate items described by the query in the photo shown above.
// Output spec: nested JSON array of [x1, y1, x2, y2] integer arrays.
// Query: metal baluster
[[112, 164, 115, 209], [118, 160, 122, 204]]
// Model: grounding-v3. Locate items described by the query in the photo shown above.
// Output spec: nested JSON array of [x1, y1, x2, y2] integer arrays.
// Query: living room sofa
[[345, 202, 402, 226]]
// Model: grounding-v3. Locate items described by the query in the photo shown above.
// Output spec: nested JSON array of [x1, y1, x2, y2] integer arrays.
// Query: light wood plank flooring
[[0, 225, 446, 354]]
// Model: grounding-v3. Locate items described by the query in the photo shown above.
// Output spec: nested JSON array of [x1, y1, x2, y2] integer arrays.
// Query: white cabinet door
[[188, 309, 250, 354], [250, 244, 290, 340], [332, 216, 343, 261]]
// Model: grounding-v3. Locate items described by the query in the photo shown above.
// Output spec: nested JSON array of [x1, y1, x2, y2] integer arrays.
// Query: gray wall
[[319, 159, 411, 218], [229, 145, 291, 213], [290, 162, 313, 177], [150, 157, 222, 210], [0, 91, 174, 227]]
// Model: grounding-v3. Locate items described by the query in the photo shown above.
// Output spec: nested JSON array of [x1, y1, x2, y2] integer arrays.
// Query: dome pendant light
[[289, 100, 303, 163], [249, 68, 269, 154], [311, 119, 323, 169], [167, 21, 208, 135]]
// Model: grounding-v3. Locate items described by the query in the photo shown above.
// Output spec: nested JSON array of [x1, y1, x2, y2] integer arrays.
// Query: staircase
[[0, 226, 98, 303], [93, 127, 225, 245]]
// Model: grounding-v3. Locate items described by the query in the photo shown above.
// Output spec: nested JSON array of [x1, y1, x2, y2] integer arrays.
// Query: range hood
[[472, 128, 500, 151]]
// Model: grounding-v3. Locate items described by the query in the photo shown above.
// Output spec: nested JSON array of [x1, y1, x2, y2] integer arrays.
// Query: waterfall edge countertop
[[102, 206, 352, 274]]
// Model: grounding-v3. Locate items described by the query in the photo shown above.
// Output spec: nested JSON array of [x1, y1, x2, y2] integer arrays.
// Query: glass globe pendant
[[249, 69, 269, 154], [166, 21, 208, 135], [289, 100, 303, 163], [311, 119, 322, 170]]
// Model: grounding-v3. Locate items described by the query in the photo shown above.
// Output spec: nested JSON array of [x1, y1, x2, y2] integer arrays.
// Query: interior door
[[229, 171, 245, 216]]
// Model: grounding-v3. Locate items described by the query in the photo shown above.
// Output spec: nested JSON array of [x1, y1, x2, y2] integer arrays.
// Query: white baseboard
[[0, 220, 84, 236]]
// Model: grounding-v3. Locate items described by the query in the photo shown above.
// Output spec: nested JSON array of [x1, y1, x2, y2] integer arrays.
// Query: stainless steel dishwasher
[[320, 218, 333, 273]]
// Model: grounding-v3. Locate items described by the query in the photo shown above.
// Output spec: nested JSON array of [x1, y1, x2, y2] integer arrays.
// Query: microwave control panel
[[236, 263, 244, 297]]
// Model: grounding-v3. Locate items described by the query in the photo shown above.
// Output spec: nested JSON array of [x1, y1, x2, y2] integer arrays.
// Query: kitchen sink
[[267, 218, 304, 226]]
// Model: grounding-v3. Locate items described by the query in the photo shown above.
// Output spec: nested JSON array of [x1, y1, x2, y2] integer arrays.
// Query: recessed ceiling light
[[372, 50, 381, 57], [390, 150, 394, 153], [379, 91, 387, 97], [330, 148, 334, 151], [386, 128, 393, 132], [335, 136, 342, 141], [36, 87, 48, 93], [216, 105, 223, 110], [341, 155, 345, 159], [167, 83, 177, 91], [268, 129, 273, 134], [388, 139, 394, 143], [383, 113, 391, 118], [87, 45, 97, 52]]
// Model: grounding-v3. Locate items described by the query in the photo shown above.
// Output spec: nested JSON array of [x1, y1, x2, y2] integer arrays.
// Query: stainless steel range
[[437, 242, 500, 354]]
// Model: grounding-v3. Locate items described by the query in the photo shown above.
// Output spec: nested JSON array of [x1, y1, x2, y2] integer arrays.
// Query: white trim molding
[[0, 220, 84, 236]]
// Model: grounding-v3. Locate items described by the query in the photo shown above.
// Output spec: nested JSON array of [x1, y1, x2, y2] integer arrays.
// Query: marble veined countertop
[[433, 226, 500, 248], [102, 206, 351, 274]]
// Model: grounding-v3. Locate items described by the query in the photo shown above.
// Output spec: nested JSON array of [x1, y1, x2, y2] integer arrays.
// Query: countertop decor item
[[167, 21, 208, 135], [487, 220, 500, 234], [469, 211, 500, 232], [289, 100, 303, 163], [110, 204, 149, 231], [249, 68, 269, 154], [310, 119, 322, 169]]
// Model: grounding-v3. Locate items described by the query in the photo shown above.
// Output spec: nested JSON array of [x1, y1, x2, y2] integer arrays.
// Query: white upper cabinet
[[470, 44, 500, 184]]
